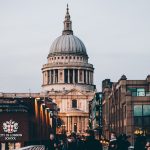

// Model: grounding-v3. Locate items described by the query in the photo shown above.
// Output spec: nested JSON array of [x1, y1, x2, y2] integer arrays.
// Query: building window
[[127, 88, 145, 96], [134, 105, 150, 117], [143, 105, 150, 116], [72, 99, 77, 108], [134, 105, 142, 116], [134, 105, 150, 128]]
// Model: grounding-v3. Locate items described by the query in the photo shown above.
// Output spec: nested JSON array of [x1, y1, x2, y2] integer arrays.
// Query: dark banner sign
[[0, 112, 29, 142]]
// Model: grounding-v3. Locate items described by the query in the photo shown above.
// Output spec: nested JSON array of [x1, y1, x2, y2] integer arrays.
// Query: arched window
[[72, 99, 77, 108]]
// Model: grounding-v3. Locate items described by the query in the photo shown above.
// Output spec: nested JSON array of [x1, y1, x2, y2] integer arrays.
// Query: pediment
[[64, 88, 86, 96]]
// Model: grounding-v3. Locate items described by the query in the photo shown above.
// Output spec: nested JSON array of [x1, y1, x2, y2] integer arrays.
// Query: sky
[[0, 0, 150, 93]]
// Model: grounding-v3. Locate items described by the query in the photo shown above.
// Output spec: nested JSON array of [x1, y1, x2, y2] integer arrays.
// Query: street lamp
[[134, 128, 144, 136]]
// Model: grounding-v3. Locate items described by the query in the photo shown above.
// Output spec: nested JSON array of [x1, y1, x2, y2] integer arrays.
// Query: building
[[42, 5, 96, 134], [102, 75, 150, 143], [89, 92, 103, 139], [0, 93, 58, 150], [0, 6, 96, 149]]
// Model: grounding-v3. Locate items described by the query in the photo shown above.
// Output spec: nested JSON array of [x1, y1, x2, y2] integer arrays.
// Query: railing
[[43, 62, 93, 68], [14, 145, 45, 150]]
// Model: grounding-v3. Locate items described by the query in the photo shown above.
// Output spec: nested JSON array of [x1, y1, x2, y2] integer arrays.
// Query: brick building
[[102, 75, 150, 144]]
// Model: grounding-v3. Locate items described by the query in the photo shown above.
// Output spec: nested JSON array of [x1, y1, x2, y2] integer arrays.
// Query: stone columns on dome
[[82, 70, 84, 83], [49, 70, 51, 84], [91, 71, 93, 84], [45, 71, 48, 85], [53, 70, 55, 84], [86, 70, 88, 84], [78, 70, 80, 83], [44, 68, 93, 85], [68, 69, 70, 83], [89, 71, 91, 84], [73, 69, 75, 83]]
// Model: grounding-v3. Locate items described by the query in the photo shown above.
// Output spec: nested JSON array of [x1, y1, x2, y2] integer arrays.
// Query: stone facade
[[47, 89, 94, 134], [42, 6, 96, 134]]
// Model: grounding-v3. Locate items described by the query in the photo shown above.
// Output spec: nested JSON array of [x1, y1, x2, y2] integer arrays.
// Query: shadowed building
[[42, 5, 96, 134], [89, 92, 103, 139], [0, 93, 58, 149]]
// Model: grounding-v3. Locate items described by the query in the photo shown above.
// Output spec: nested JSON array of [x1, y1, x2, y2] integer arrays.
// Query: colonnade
[[43, 68, 93, 85]]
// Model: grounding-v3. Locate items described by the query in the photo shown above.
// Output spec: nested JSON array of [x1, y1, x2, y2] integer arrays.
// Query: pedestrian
[[117, 134, 131, 150], [76, 135, 86, 150], [59, 139, 68, 150], [67, 133, 78, 150], [145, 141, 150, 150], [108, 132, 117, 150], [46, 133, 57, 150], [134, 135, 146, 150], [85, 130, 103, 150]]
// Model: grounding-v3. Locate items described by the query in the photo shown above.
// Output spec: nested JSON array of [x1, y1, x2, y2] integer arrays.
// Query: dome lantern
[[62, 4, 73, 35]]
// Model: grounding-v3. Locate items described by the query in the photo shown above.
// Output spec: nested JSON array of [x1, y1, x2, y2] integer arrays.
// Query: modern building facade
[[42, 5, 96, 134], [102, 75, 150, 143]]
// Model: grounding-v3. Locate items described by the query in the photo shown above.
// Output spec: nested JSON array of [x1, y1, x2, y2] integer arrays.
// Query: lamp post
[[134, 128, 144, 136]]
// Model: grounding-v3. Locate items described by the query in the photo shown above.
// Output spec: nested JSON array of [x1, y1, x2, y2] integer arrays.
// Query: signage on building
[[0, 120, 22, 140], [0, 113, 29, 142], [3, 120, 19, 133]]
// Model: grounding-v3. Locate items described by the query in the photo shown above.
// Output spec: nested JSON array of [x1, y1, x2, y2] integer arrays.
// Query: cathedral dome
[[48, 5, 88, 57], [49, 34, 87, 55], [42, 5, 95, 93]]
